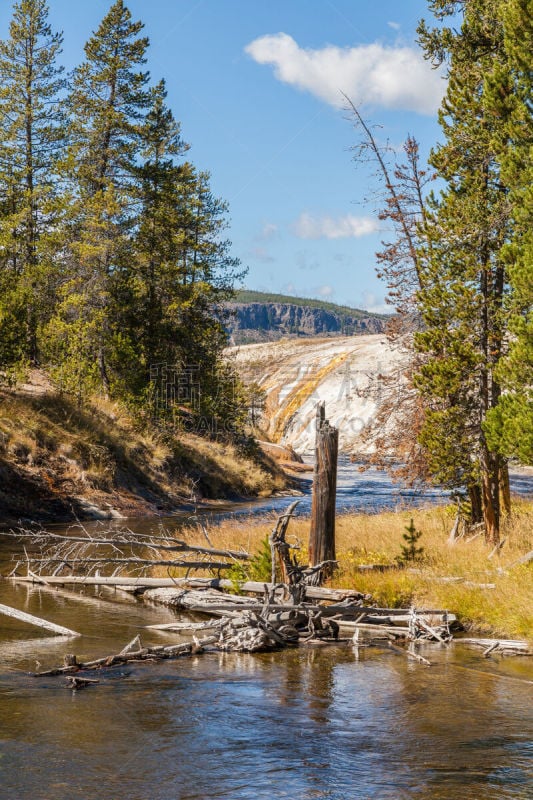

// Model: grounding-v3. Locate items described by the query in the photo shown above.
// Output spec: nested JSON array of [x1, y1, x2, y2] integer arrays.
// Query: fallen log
[[458, 637, 531, 654], [18, 556, 236, 571], [504, 549, 533, 570], [142, 589, 454, 624], [146, 619, 229, 633], [337, 620, 410, 638], [2, 528, 250, 561], [10, 575, 366, 602], [463, 581, 496, 589], [143, 588, 257, 611], [363, 612, 457, 628], [33, 635, 218, 677], [0, 602, 80, 637]]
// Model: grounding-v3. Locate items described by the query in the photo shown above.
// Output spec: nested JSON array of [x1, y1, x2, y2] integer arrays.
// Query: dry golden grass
[[184, 501, 533, 641], [178, 433, 287, 497], [0, 388, 288, 514]]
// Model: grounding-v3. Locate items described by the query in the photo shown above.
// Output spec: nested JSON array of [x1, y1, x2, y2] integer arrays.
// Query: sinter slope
[[227, 334, 408, 455]]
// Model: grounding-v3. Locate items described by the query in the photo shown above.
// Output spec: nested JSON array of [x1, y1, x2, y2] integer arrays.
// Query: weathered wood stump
[[309, 402, 338, 574]]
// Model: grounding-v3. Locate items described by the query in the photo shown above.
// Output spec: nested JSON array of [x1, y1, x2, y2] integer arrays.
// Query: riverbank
[[194, 502, 533, 641], [0, 376, 290, 524]]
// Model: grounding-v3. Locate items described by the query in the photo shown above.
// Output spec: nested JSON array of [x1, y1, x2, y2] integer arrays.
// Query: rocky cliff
[[226, 301, 386, 344]]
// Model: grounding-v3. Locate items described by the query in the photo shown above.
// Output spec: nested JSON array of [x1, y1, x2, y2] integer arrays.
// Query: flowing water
[[1, 468, 532, 799], [188, 459, 533, 519]]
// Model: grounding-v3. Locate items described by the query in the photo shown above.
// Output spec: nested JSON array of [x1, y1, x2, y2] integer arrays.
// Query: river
[[190, 459, 533, 520], [1, 467, 532, 799]]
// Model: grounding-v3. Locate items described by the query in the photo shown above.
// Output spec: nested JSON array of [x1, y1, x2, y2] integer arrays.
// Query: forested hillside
[[0, 0, 288, 517], [0, 0, 244, 434]]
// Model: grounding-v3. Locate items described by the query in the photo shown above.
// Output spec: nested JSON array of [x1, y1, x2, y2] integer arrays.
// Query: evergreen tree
[[415, 0, 512, 543], [397, 518, 424, 565], [127, 79, 189, 383], [0, 0, 65, 372], [174, 166, 244, 429], [484, 0, 533, 465], [46, 0, 150, 398], [124, 81, 245, 430]]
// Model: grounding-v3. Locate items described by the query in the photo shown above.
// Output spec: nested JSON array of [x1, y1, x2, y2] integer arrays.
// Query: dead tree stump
[[309, 402, 338, 572]]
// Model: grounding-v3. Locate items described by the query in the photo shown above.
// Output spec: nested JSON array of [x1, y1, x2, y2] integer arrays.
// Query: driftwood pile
[[144, 584, 344, 651], [29, 583, 455, 687], [8, 501, 530, 688]]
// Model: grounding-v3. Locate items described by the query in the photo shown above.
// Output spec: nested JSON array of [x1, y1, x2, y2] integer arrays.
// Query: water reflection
[[1, 635, 532, 799], [0, 462, 532, 799]]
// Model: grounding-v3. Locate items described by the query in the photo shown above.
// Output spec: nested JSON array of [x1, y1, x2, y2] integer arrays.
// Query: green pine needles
[[0, 0, 246, 440], [397, 519, 424, 566], [348, 0, 532, 545]]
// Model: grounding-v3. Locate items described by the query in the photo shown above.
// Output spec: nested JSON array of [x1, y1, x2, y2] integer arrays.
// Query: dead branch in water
[[269, 499, 337, 589], [0, 602, 79, 637], [33, 634, 219, 677], [7, 522, 250, 580]]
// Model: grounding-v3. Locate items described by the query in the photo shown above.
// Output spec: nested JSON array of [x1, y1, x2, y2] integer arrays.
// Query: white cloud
[[387, 21, 401, 31], [317, 285, 334, 298], [245, 33, 444, 115], [292, 212, 379, 240], [258, 222, 278, 240], [361, 291, 389, 314]]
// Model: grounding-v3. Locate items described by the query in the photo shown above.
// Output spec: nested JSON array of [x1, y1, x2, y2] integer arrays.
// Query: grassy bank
[[0, 376, 289, 523], [185, 502, 533, 641]]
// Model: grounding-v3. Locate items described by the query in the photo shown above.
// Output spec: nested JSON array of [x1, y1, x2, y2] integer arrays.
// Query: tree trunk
[[98, 345, 110, 399], [309, 403, 338, 568], [499, 460, 511, 517], [480, 446, 500, 544], [468, 482, 483, 524]]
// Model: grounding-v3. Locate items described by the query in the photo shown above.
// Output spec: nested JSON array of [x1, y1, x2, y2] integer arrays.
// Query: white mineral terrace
[[227, 334, 409, 454]]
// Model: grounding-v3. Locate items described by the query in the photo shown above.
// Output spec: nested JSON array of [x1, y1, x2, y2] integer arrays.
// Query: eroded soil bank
[[0, 376, 291, 524]]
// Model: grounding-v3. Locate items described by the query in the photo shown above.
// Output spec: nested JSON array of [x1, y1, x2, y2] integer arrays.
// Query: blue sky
[[1, 0, 447, 312]]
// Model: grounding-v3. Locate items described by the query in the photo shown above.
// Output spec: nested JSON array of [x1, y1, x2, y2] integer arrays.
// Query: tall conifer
[[0, 0, 65, 371], [48, 0, 149, 397], [484, 0, 533, 464], [416, 0, 511, 542]]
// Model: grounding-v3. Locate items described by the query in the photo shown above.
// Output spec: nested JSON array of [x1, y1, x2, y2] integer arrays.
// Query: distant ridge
[[226, 290, 388, 344], [233, 289, 389, 320]]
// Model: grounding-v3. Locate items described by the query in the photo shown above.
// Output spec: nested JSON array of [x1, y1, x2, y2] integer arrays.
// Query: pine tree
[[397, 518, 424, 565], [127, 79, 189, 384], [173, 166, 245, 430], [46, 0, 150, 398], [0, 0, 65, 372], [123, 80, 246, 430], [415, 0, 512, 543], [484, 0, 533, 465]]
